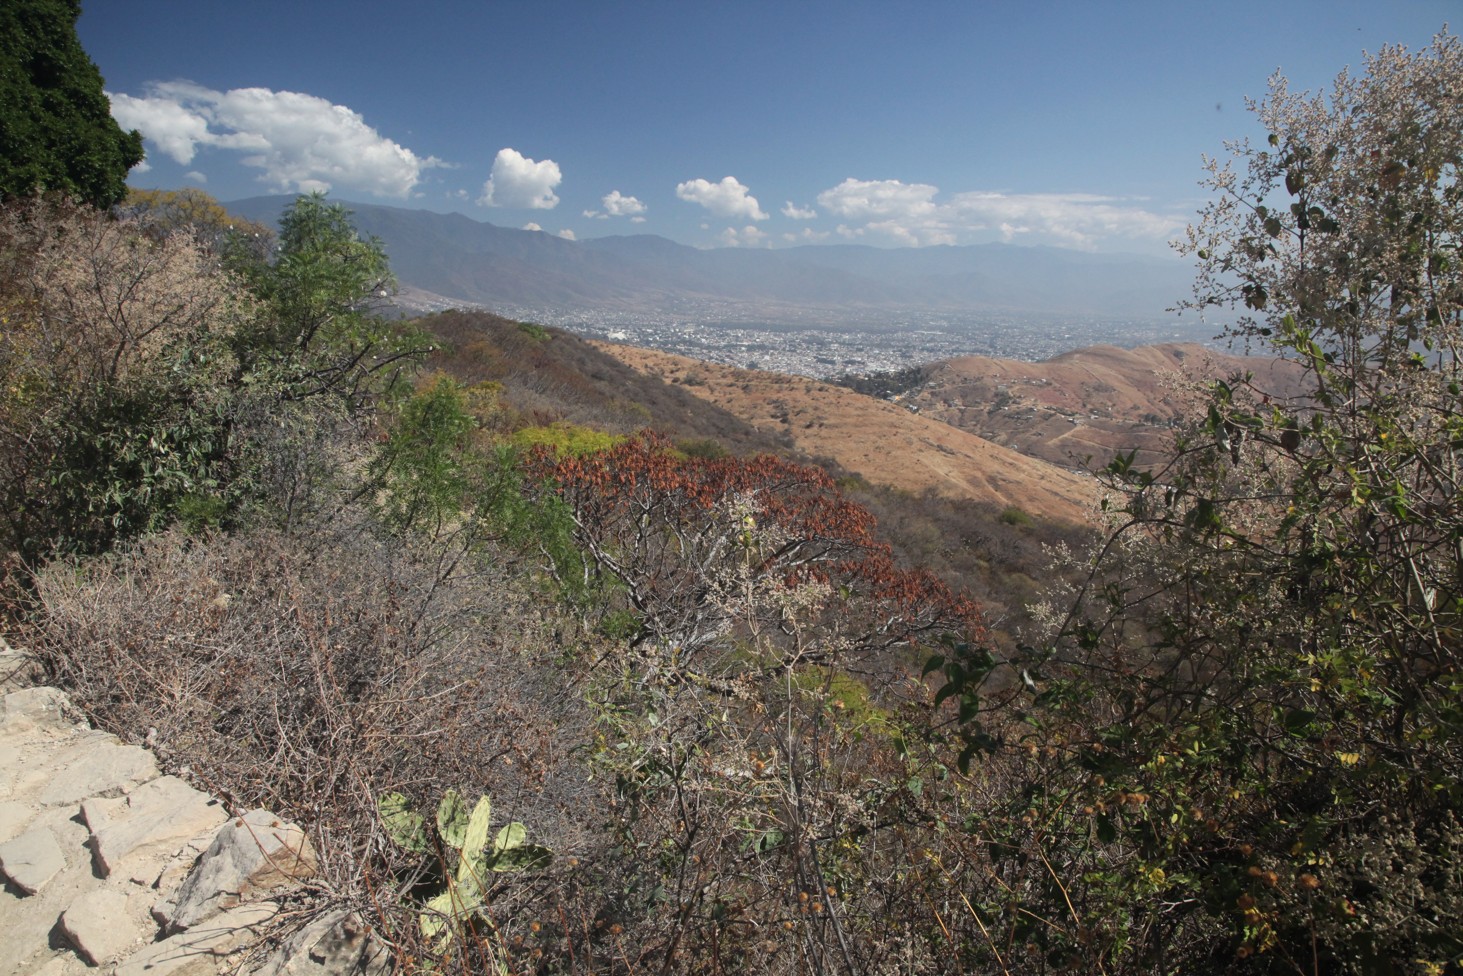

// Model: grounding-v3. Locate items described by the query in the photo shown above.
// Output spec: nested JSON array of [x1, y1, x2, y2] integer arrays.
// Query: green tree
[[976, 31, 1463, 973], [0, 0, 143, 208], [227, 193, 425, 407]]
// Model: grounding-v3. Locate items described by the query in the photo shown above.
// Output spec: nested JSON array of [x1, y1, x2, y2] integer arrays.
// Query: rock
[[166, 811, 315, 933], [29, 957, 83, 976], [0, 640, 40, 694], [115, 901, 279, 976], [0, 687, 77, 734], [82, 775, 226, 878], [0, 799, 32, 844], [38, 739, 158, 806], [0, 825, 66, 894], [0, 688, 319, 975], [59, 887, 140, 965], [0, 810, 94, 976], [0, 728, 83, 804], [244, 910, 392, 976]]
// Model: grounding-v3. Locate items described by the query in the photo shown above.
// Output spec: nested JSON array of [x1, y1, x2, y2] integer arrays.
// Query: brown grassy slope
[[593, 342, 1098, 525], [411, 311, 1098, 638], [417, 309, 793, 455], [912, 342, 1306, 471]]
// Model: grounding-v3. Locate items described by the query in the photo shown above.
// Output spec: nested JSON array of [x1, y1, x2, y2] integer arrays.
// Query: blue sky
[[80, 0, 1453, 256]]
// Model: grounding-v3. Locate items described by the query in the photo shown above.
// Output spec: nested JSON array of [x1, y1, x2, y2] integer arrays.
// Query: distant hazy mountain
[[226, 196, 1193, 319]]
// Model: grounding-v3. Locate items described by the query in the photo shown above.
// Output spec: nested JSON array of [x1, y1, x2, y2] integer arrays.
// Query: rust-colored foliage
[[525, 432, 984, 666]]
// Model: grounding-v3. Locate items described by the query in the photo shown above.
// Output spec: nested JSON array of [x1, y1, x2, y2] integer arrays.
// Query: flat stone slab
[[0, 825, 66, 894], [0, 684, 321, 976], [115, 901, 279, 976], [0, 811, 93, 976], [83, 775, 226, 878], [60, 887, 140, 965], [0, 687, 76, 734], [0, 799, 33, 844], [38, 739, 158, 806]]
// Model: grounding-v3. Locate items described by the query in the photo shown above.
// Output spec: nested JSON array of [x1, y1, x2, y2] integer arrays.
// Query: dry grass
[[592, 342, 1098, 525], [25, 514, 606, 966]]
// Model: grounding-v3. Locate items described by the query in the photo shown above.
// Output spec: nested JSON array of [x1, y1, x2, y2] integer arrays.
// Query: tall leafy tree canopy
[[0, 0, 142, 208]]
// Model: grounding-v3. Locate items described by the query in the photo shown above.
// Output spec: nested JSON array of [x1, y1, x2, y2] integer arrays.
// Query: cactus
[[379, 789, 552, 950]]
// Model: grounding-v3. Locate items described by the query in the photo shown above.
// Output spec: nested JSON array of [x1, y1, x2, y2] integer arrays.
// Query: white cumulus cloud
[[108, 81, 439, 197], [813, 177, 1183, 250], [676, 177, 768, 221], [781, 201, 818, 220], [944, 191, 1181, 249], [719, 225, 769, 247], [602, 190, 646, 217], [817, 178, 939, 221], [479, 148, 562, 209], [557, 229, 576, 240], [523, 222, 543, 232], [109, 89, 212, 164]]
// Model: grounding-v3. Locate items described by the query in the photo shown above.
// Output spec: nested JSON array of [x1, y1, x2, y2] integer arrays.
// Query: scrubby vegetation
[[4, 24, 1462, 976], [832, 364, 930, 400]]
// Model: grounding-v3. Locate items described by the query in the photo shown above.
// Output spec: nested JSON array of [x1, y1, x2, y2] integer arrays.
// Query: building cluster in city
[[488, 299, 1221, 379]]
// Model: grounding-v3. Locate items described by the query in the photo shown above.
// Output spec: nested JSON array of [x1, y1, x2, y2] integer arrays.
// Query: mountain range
[[226, 196, 1196, 320]]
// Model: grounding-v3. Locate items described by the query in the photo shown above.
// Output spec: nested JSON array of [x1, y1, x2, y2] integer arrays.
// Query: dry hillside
[[911, 342, 1307, 470], [594, 342, 1098, 524]]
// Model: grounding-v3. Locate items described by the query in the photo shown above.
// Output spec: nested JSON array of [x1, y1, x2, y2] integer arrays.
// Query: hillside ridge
[[590, 340, 1100, 524]]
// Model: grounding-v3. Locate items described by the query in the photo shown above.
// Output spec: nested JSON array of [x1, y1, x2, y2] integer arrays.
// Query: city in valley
[[452, 298, 1225, 379]]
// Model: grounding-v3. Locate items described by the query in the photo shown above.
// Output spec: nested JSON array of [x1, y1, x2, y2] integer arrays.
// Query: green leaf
[[459, 796, 495, 880], [421, 876, 484, 943], [1283, 708, 1316, 736], [1186, 498, 1222, 533], [436, 789, 470, 851], [493, 821, 527, 853], [490, 840, 552, 872], [752, 829, 785, 854], [378, 792, 430, 854]]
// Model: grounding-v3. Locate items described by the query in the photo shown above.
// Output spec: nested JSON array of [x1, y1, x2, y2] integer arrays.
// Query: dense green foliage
[[932, 31, 1463, 973], [227, 191, 425, 407], [0, 197, 243, 561], [832, 364, 930, 400], [0, 0, 142, 207], [0, 192, 427, 564]]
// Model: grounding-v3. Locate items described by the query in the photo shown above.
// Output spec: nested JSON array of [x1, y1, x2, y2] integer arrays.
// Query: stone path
[[0, 640, 390, 976]]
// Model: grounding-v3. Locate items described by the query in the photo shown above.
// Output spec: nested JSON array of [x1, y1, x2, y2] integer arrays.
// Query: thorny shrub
[[524, 433, 985, 672], [0, 196, 251, 562], [27, 515, 606, 969]]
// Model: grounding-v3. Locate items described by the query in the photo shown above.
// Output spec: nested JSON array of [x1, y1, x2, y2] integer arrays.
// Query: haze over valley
[[228, 195, 1221, 377]]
